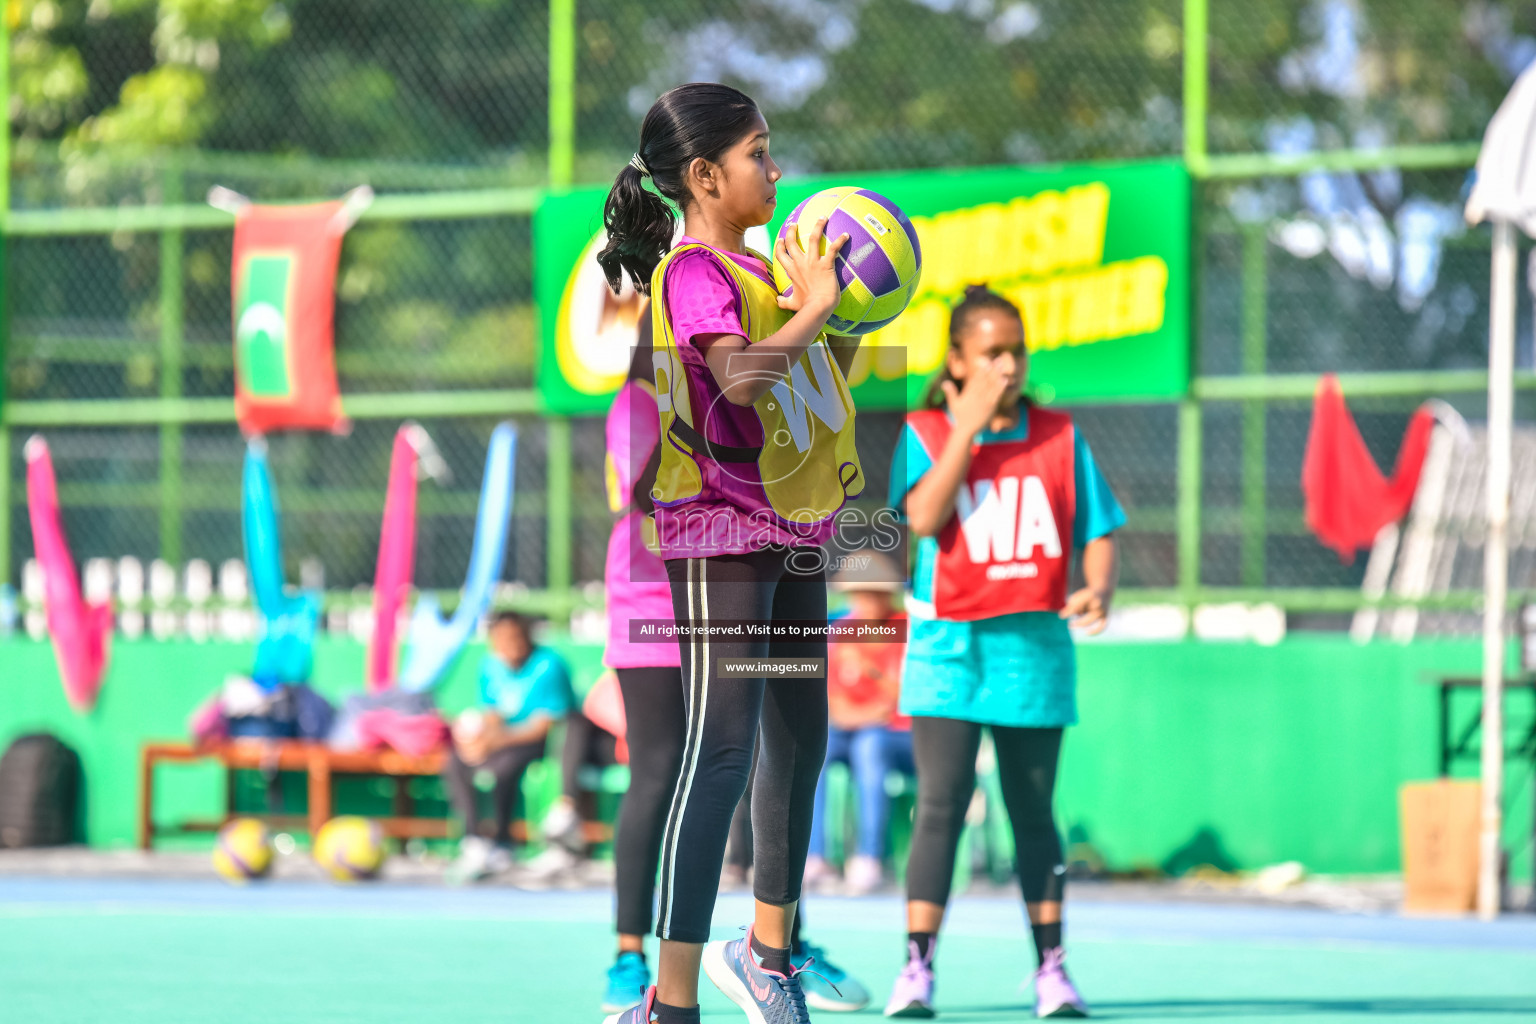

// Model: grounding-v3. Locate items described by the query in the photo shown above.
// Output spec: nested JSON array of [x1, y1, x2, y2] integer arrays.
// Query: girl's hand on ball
[[942, 363, 1011, 436], [776, 217, 848, 318]]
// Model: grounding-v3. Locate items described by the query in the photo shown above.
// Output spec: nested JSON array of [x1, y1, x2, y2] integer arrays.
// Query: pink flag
[[366, 426, 421, 691], [25, 436, 112, 712]]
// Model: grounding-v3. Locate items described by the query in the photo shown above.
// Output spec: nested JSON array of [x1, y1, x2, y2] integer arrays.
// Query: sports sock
[[750, 932, 793, 975], [651, 999, 700, 1024], [1031, 922, 1063, 965], [907, 931, 936, 963]]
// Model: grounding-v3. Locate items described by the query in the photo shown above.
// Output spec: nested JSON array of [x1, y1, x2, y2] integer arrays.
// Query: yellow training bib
[[649, 242, 863, 527]]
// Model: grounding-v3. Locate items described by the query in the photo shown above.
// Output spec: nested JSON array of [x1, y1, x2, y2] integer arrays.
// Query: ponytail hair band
[[629, 153, 650, 177]]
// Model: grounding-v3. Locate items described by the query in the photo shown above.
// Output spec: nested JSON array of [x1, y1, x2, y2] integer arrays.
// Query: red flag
[[232, 201, 349, 435], [1301, 374, 1435, 561]]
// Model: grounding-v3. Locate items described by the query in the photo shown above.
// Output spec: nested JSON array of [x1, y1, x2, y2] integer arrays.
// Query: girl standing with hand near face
[[597, 83, 863, 1024], [883, 286, 1123, 1020]]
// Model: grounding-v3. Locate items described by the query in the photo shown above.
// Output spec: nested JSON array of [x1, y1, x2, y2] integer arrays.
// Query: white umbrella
[[1464, 60, 1536, 920]]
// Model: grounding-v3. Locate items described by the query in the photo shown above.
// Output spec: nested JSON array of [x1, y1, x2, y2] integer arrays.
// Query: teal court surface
[[2, 878, 1534, 1023]]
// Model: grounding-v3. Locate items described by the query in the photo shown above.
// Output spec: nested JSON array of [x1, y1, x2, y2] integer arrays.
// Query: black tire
[[0, 733, 82, 848]]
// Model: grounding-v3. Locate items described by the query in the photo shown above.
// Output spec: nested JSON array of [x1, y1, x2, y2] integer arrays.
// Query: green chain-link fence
[[3, 0, 1532, 624]]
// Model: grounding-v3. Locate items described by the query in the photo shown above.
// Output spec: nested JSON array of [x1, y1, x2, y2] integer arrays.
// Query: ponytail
[[597, 164, 676, 294], [597, 82, 762, 295], [922, 283, 1028, 410]]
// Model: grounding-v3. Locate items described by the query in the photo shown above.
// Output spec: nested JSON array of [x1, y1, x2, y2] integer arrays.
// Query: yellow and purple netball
[[313, 815, 385, 882], [212, 818, 274, 883], [774, 186, 922, 336]]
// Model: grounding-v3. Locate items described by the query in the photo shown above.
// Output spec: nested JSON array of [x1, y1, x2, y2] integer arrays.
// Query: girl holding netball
[[883, 286, 1123, 1019], [595, 317, 871, 1016], [596, 82, 863, 1024]]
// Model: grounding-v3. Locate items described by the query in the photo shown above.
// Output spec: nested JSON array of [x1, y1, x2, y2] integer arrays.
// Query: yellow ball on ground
[[212, 818, 274, 883], [313, 815, 385, 882]]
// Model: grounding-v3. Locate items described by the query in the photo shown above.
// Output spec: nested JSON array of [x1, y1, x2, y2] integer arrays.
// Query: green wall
[[0, 635, 1529, 883], [1061, 637, 1532, 884]]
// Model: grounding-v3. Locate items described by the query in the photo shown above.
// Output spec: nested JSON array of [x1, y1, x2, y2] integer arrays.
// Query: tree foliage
[[8, 0, 1532, 179]]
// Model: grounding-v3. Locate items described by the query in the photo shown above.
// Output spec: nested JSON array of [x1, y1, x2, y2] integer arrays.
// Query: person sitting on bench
[[521, 671, 626, 883], [444, 611, 572, 882]]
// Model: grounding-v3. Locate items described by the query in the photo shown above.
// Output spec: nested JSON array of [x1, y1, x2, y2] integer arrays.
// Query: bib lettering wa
[[650, 243, 863, 527], [906, 406, 1076, 621]]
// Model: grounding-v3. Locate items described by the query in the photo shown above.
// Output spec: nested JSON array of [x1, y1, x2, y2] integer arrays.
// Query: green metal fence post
[[0, 427, 8, 592], [1240, 225, 1267, 586], [548, 0, 576, 189], [547, 0, 576, 613], [1183, 0, 1208, 176], [545, 417, 573, 611], [158, 165, 185, 567], [0, 9, 11, 589], [1178, 398, 1203, 599], [1178, 0, 1208, 602]]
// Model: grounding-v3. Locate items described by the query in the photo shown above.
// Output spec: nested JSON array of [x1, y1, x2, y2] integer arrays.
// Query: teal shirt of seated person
[[479, 646, 574, 727]]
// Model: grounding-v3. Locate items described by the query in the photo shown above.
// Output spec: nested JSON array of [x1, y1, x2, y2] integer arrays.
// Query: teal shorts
[[899, 610, 1078, 728]]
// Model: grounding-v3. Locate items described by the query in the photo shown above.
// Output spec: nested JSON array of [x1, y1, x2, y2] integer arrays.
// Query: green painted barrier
[[0, 635, 1529, 884]]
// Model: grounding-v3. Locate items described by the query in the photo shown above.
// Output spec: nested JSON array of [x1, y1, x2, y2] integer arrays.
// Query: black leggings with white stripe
[[656, 547, 830, 943]]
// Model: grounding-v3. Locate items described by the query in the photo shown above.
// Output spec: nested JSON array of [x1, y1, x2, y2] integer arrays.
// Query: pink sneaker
[[883, 940, 935, 1018], [1031, 948, 1088, 1018]]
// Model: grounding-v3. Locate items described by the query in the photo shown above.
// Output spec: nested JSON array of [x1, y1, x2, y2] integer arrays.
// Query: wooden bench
[[139, 740, 619, 850], [139, 741, 449, 850]]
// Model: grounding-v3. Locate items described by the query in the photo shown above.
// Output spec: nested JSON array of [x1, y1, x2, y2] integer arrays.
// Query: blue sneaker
[[601, 984, 654, 1024], [602, 952, 650, 1014], [702, 926, 814, 1023], [793, 940, 869, 1011]]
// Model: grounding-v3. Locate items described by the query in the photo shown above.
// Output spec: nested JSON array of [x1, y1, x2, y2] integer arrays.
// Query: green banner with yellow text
[[536, 160, 1189, 413]]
